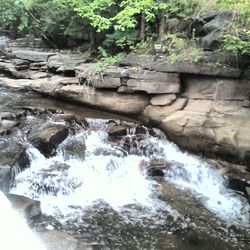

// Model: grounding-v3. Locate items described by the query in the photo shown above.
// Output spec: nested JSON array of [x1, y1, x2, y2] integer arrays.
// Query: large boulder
[[28, 123, 69, 157], [160, 100, 250, 164]]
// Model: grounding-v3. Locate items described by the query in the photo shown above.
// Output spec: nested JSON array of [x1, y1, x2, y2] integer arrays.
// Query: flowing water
[[0, 87, 250, 249], [0, 191, 45, 250]]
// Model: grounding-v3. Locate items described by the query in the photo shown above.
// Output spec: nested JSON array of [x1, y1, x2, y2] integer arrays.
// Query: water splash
[[11, 119, 250, 229], [0, 191, 45, 250]]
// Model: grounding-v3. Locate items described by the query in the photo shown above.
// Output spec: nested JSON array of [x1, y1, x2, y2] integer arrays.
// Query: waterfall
[[0, 191, 45, 250], [10, 119, 250, 229]]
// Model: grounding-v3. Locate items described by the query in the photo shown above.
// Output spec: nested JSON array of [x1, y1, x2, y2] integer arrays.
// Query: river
[[0, 86, 249, 250]]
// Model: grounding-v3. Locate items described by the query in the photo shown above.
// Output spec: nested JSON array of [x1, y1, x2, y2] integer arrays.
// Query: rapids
[[0, 86, 249, 249]]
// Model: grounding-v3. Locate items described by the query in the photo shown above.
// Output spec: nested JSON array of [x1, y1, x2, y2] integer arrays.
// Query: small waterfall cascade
[[0, 191, 45, 250], [8, 118, 250, 249]]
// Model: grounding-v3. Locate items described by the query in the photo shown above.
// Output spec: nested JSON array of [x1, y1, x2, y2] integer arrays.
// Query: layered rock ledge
[[0, 44, 250, 169]]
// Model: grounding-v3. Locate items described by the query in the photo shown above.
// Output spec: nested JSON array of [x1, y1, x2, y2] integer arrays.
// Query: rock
[[105, 66, 129, 78], [29, 61, 47, 70], [0, 166, 12, 192], [153, 61, 242, 78], [142, 98, 187, 125], [8, 37, 48, 49], [226, 177, 250, 201], [202, 11, 233, 34], [30, 72, 51, 80], [106, 123, 132, 136], [117, 86, 138, 94], [160, 100, 250, 164], [14, 50, 56, 62], [28, 124, 69, 156], [52, 113, 76, 123], [150, 94, 176, 106], [0, 61, 30, 79], [128, 69, 179, 82], [54, 84, 150, 115], [12, 58, 29, 66], [139, 159, 172, 177], [243, 100, 250, 108], [6, 194, 41, 221], [0, 120, 18, 134], [200, 51, 250, 69], [118, 54, 156, 69], [0, 140, 30, 171], [127, 79, 180, 94], [36, 230, 93, 250], [201, 30, 224, 50], [183, 76, 250, 100], [0, 111, 16, 119], [47, 55, 65, 70], [0, 76, 48, 90], [88, 76, 121, 89]]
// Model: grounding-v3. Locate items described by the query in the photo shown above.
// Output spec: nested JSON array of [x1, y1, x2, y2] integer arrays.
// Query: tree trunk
[[140, 12, 146, 42], [159, 11, 166, 42]]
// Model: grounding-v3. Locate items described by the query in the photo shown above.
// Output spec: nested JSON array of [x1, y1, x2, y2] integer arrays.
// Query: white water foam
[[11, 119, 250, 228], [0, 191, 45, 250]]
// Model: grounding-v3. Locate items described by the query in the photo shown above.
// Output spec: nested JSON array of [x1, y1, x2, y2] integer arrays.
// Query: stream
[[0, 86, 249, 250]]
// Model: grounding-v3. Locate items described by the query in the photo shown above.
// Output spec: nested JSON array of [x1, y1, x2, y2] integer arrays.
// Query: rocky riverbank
[[1, 35, 250, 169]]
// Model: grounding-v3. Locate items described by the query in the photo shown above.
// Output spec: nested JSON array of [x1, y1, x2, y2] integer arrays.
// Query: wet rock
[[106, 122, 132, 137], [36, 230, 93, 250], [6, 193, 41, 222], [226, 178, 250, 201], [0, 141, 29, 171], [0, 165, 12, 192], [140, 159, 172, 177], [59, 139, 86, 160], [0, 61, 30, 79], [28, 124, 69, 157], [0, 119, 19, 134]]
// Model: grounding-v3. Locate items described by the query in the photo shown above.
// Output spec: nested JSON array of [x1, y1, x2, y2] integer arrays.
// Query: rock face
[[160, 100, 250, 164]]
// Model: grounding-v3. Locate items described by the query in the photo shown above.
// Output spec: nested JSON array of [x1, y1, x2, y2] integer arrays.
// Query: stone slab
[[127, 79, 180, 94], [14, 50, 56, 62]]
